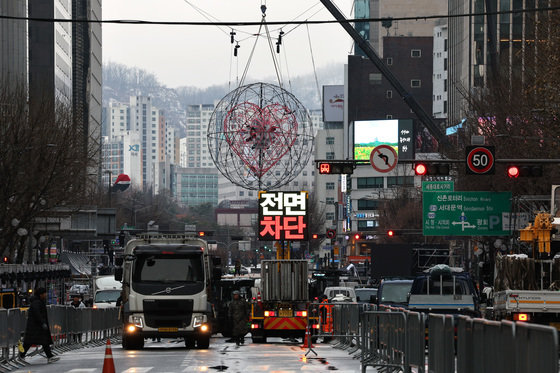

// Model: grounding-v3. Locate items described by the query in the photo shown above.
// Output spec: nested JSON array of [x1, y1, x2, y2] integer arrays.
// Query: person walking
[[19, 288, 59, 363], [228, 290, 249, 346]]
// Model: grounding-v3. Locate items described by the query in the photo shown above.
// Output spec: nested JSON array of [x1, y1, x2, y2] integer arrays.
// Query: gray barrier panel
[[427, 314, 454, 373], [515, 322, 559, 373], [7, 308, 22, 346], [0, 309, 8, 348], [456, 316, 473, 373], [406, 311, 425, 372]]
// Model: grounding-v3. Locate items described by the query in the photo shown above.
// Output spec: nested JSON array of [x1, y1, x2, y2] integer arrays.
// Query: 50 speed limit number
[[466, 146, 495, 175]]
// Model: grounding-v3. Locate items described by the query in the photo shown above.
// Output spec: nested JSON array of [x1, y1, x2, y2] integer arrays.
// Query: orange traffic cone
[[302, 325, 314, 349], [102, 339, 116, 373]]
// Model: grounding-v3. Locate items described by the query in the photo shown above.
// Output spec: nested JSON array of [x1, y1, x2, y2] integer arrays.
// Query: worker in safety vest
[[319, 295, 333, 334]]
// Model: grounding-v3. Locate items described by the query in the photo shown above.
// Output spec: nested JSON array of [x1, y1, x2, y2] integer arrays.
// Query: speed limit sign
[[466, 146, 495, 174]]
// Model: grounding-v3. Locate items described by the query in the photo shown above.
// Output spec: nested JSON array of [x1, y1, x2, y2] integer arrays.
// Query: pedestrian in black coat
[[228, 290, 250, 346], [19, 288, 59, 363]]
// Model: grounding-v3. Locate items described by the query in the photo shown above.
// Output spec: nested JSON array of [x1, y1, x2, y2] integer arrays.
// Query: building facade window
[[326, 182, 335, 190], [357, 177, 384, 189], [386, 57, 393, 65], [411, 49, 421, 58], [326, 137, 335, 145], [357, 220, 379, 230], [357, 199, 380, 210], [326, 152, 335, 160], [411, 80, 421, 88], [386, 90, 393, 98], [387, 176, 414, 187]]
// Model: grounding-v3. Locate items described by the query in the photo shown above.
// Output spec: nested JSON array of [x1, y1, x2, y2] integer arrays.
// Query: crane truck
[[114, 233, 221, 350], [491, 185, 560, 327]]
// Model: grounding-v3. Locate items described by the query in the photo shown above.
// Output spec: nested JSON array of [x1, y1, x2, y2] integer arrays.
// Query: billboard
[[323, 85, 344, 122], [353, 119, 414, 161], [258, 191, 308, 241], [354, 119, 398, 160]]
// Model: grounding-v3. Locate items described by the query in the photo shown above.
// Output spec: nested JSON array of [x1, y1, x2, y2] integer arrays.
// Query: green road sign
[[423, 191, 512, 236], [422, 181, 454, 192]]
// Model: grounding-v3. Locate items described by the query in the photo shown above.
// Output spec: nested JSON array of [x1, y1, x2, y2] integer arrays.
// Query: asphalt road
[[12, 336, 365, 372]]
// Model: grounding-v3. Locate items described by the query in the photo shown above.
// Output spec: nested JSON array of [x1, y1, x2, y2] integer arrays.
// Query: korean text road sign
[[258, 191, 308, 240], [423, 191, 511, 236]]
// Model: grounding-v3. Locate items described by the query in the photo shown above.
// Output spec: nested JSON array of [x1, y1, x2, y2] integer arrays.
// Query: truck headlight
[[193, 316, 204, 328], [130, 316, 144, 328]]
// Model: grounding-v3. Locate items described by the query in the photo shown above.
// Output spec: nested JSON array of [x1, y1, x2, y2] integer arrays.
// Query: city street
[[13, 336, 364, 373]]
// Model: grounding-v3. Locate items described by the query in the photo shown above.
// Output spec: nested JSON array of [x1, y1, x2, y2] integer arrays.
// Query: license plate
[[279, 309, 292, 317], [158, 327, 178, 332]]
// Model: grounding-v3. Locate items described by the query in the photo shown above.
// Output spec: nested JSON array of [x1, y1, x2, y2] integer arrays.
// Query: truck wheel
[[122, 334, 144, 350], [196, 335, 210, 349], [184, 337, 195, 349]]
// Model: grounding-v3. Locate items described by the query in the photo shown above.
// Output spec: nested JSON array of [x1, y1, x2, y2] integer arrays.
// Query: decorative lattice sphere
[[207, 82, 314, 190]]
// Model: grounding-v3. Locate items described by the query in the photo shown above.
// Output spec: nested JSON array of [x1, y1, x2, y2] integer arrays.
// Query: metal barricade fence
[[0, 305, 121, 369], [515, 321, 559, 373], [405, 311, 426, 373], [427, 314, 454, 373]]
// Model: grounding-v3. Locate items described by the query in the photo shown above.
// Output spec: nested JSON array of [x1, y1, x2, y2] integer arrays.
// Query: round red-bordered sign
[[466, 146, 495, 174], [370, 145, 398, 173]]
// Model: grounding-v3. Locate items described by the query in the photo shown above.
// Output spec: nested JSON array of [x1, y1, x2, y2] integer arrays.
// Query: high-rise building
[[129, 96, 160, 192], [447, 0, 545, 126], [367, 0, 447, 56], [184, 104, 215, 168], [0, 0, 27, 86], [72, 0, 102, 184], [28, 0, 73, 106], [433, 24, 448, 120], [106, 101, 130, 138]]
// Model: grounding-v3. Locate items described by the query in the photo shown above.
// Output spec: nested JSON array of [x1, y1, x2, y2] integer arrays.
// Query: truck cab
[[375, 278, 413, 309], [115, 234, 220, 350]]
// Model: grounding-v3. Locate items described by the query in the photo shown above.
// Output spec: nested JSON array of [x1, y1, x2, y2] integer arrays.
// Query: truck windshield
[[95, 290, 121, 303], [133, 254, 203, 283], [381, 282, 412, 304]]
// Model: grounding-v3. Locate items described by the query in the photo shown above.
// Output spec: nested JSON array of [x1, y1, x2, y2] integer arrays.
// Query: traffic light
[[198, 231, 205, 237], [2, 256, 8, 264], [414, 162, 450, 176], [318, 161, 354, 175], [387, 230, 395, 237], [354, 233, 363, 240], [506, 165, 543, 178], [311, 233, 319, 239]]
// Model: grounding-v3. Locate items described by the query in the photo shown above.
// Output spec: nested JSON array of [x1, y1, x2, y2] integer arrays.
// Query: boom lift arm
[[319, 0, 450, 149]]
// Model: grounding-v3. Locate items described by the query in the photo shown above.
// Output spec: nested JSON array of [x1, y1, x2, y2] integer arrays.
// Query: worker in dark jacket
[[228, 290, 250, 346], [19, 288, 59, 363]]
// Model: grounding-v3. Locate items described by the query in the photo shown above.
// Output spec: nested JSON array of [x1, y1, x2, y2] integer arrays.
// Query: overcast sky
[[102, 0, 354, 88]]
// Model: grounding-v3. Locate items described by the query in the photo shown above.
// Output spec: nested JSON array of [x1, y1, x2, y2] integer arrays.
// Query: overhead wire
[[2, 6, 559, 26]]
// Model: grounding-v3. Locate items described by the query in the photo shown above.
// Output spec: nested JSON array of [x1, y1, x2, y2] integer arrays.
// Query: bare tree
[[0, 82, 98, 262]]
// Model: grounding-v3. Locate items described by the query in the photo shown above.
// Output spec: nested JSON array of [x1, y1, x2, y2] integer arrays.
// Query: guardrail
[[309, 301, 559, 373], [0, 306, 120, 371]]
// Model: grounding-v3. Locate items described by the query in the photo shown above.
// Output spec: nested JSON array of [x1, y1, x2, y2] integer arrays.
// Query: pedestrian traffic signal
[[414, 162, 450, 176], [317, 161, 354, 175], [506, 165, 543, 178]]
